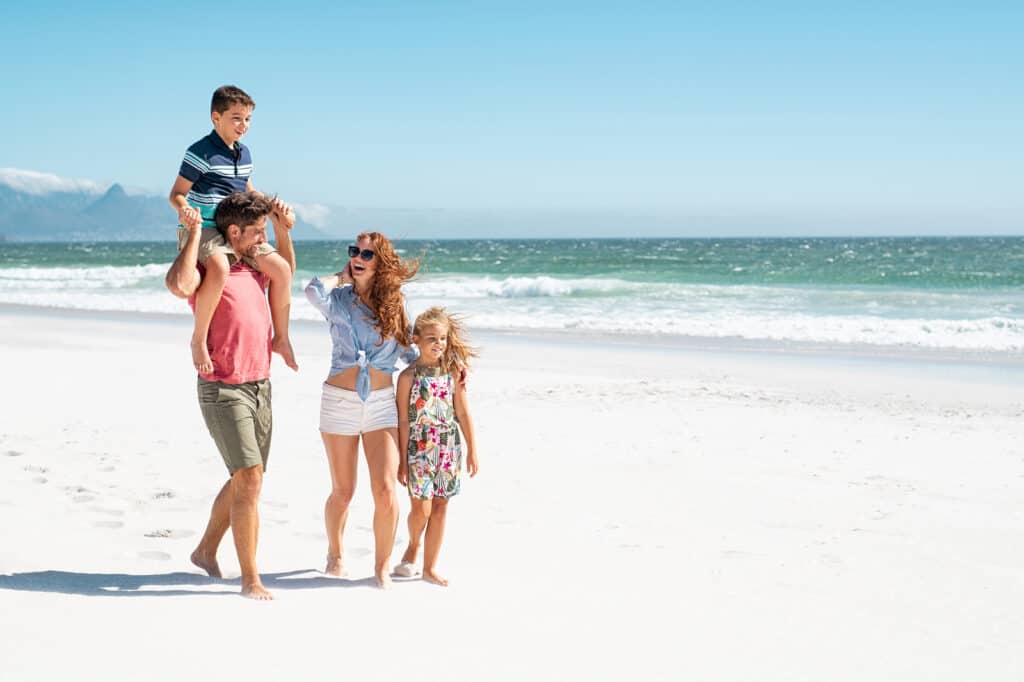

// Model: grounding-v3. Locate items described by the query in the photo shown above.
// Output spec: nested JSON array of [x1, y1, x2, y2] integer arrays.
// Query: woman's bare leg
[[362, 428, 401, 588], [321, 432, 360, 576]]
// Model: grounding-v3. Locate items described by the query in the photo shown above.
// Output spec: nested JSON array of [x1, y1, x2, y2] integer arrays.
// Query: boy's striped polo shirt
[[177, 130, 254, 225]]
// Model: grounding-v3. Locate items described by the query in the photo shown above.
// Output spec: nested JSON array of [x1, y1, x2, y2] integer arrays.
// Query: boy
[[165, 85, 297, 373]]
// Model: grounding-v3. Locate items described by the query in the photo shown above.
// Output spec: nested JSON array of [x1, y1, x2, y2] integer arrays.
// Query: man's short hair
[[211, 85, 255, 114], [214, 191, 273, 237]]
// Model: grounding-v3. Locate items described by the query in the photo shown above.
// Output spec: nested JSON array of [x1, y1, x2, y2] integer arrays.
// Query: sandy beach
[[1, 306, 1022, 681]]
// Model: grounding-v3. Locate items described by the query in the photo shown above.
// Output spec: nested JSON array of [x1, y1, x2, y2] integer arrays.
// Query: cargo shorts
[[197, 377, 272, 474]]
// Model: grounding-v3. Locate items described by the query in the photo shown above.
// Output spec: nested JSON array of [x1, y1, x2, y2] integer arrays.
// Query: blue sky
[[2, 1, 1021, 235]]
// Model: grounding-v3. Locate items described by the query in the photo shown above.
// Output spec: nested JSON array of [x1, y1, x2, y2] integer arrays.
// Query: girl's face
[[414, 323, 448, 365], [349, 235, 378, 286]]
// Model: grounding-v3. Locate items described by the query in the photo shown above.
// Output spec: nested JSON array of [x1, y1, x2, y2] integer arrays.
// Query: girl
[[394, 307, 479, 586], [304, 232, 418, 588]]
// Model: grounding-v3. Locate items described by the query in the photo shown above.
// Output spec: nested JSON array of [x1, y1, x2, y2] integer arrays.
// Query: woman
[[305, 232, 418, 588]]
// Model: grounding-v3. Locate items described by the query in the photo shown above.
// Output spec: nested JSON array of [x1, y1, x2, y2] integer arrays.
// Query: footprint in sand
[[6, 450, 23, 457], [73, 495, 97, 503], [144, 529, 195, 539], [139, 551, 172, 561], [152, 491, 176, 500], [33, 477, 48, 484], [25, 465, 49, 474], [94, 520, 124, 529]]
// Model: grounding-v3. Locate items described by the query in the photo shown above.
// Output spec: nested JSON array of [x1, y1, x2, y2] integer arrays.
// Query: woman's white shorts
[[319, 383, 398, 435]]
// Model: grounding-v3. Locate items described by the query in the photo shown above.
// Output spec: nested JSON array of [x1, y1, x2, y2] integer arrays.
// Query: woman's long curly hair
[[413, 306, 480, 374], [358, 231, 419, 346]]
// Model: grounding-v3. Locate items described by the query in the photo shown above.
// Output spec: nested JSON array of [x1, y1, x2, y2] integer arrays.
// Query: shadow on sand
[[0, 569, 377, 597]]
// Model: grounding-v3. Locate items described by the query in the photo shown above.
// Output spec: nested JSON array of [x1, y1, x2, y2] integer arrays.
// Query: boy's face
[[211, 103, 253, 147], [228, 218, 268, 258]]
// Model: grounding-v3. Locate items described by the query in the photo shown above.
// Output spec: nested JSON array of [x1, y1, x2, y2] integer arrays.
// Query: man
[[166, 190, 295, 600]]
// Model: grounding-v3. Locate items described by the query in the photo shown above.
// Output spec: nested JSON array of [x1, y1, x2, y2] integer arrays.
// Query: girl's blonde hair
[[357, 231, 419, 346], [413, 306, 480, 374]]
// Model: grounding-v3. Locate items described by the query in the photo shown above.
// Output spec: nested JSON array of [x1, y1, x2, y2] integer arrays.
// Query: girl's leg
[[399, 498, 432, 567], [321, 432, 360, 576], [191, 253, 229, 374], [362, 427, 401, 588], [255, 252, 298, 371], [422, 497, 450, 586]]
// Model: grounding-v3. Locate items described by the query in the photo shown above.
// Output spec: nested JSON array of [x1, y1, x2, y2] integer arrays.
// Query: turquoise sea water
[[2, 237, 1023, 351]]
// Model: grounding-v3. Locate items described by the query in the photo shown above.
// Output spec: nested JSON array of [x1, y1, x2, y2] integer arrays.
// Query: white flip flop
[[393, 561, 420, 578]]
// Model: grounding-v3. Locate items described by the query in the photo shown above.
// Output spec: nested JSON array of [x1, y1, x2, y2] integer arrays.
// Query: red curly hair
[[358, 232, 419, 345]]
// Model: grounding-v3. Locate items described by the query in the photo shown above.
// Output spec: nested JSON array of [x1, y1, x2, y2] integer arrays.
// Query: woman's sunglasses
[[348, 245, 375, 261]]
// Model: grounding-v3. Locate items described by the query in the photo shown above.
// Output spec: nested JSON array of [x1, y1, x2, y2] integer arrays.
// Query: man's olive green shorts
[[197, 377, 272, 474]]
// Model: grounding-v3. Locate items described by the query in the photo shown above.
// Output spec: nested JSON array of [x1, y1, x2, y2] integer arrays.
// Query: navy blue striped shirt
[[178, 130, 254, 224]]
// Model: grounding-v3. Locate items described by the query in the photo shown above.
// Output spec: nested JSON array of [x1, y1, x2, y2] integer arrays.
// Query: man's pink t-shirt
[[190, 262, 272, 384]]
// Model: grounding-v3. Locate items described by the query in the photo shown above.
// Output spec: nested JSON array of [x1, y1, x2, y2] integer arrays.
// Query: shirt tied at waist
[[356, 350, 370, 401]]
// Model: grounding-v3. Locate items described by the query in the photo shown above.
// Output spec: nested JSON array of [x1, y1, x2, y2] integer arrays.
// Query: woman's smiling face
[[349, 235, 377, 284]]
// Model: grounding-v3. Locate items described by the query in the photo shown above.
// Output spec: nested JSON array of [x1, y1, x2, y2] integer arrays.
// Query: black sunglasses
[[348, 245, 375, 261]]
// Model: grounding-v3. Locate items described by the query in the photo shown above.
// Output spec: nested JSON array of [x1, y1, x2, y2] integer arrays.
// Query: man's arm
[[269, 198, 297, 275], [166, 224, 202, 298]]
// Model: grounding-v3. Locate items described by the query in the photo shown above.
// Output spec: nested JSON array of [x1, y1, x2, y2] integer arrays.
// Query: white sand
[[1, 308, 1022, 681]]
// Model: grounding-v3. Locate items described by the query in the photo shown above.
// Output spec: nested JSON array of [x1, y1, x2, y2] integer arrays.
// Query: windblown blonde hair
[[358, 231, 419, 345], [413, 306, 480, 374]]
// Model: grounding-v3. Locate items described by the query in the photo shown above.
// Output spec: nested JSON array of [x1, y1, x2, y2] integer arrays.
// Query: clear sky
[[2, 1, 1021, 235]]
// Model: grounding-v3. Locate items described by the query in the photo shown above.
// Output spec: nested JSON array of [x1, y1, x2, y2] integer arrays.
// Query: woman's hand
[[337, 263, 354, 286], [397, 461, 409, 486]]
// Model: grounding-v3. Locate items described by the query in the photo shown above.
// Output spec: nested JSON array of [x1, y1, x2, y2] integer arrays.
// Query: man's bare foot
[[190, 548, 222, 578], [272, 335, 298, 371], [325, 555, 343, 577], [375, 570, 393, 590], [423, 570, 449, 587], [241, 581, 273, 600], [191, 336, 213, 374]]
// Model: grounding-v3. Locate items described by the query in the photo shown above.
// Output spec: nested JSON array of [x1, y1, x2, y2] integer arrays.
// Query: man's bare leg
[[191, 254, 229, 374], [257, 252, 298, 371], [422, 498, 449, 586], [399, 498, 431, 566], [321, 432, 359, 577], [230, 465, 272, 600], [191, 479, 231, 578], [363, 429, 400, 589]]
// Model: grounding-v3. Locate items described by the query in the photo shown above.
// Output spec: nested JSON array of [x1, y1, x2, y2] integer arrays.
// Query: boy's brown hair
[[211, 85, 255, 114]]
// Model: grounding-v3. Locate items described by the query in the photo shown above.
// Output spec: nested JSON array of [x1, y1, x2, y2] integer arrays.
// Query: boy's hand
[[466, 451, 479, 477], [178, 206, 202, 232], [397, 462, 409, 486], [270, 198, 295, 231]]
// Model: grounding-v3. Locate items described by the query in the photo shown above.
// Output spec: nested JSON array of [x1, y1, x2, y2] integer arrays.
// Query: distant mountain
[[0, 170, 329, 242]]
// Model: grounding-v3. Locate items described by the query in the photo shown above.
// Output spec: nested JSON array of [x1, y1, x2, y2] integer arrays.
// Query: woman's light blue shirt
[[305, 277, 418, 400]]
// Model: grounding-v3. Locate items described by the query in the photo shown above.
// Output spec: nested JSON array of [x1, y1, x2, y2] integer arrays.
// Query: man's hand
[[178, 206, 202, 232], [270, 198, 295, 231]]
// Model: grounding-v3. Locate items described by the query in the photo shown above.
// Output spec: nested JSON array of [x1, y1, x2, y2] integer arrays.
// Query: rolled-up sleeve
[[305, 277, 332, 318]]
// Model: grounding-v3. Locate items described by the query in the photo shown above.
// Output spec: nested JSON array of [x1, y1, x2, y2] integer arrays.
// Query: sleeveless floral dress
[[406, 365, 463, 499]]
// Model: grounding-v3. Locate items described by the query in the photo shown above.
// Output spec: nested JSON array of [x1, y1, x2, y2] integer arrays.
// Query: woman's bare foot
[[375, 570, 393, 590], [272, 336, 298, 371], [191, 336, 213, 374], [423, 570, 448, 587], [190, 548, 222, 578], [241, 581, 273, 600], [325, 555, 344, 577]]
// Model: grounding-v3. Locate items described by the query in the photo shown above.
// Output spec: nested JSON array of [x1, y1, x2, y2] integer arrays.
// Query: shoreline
[[3, 301, 1021, 375]]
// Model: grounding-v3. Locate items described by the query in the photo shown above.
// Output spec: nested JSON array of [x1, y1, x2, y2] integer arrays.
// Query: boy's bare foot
[[325, 555, 343, 577], [241, 581, 273, 600], [190, 548, 222, 578], [272, 336, 298, 371], [423, 570, 449, 587], [375, 570, 393, 590], [191, 337, 213, 374]]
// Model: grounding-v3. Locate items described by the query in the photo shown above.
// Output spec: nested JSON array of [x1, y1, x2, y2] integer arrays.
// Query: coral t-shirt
[[190, 262, 272, 384]]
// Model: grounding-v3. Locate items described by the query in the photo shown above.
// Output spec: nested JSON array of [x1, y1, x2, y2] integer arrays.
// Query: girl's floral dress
[[406, 365, 462, 499]]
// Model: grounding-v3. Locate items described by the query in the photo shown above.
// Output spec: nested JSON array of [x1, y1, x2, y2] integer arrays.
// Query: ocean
[[2, 237, 1023, 352]]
